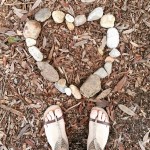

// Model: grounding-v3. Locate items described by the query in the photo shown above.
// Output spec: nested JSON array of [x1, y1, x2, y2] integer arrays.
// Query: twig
[[65, 102, 82, 113], [4, 2, 34, 6], [0, 104, 24, 117]]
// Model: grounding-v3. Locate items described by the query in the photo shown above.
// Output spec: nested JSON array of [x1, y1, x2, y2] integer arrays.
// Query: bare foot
[[87, 107, 110, 150], [44, 105, 69, 150]]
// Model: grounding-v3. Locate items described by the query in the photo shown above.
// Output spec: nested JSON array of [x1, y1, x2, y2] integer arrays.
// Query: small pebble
[[55, 79, 67, 93], [65, 14, 74, 23], [80, 74, 101, 98], [109, 48, 121, 57], [65, 88, 72, 96], [107, 27, 119, 48], [28, 46, 43, 61], [104, 62, 112, 75], [70, 85, 81, 99], [94, 67, 108, 78], [100, 14, 115, 28], [23, 20, 41, 39], [105, 56, 115, 63], [25, 38, 36, 47], [66, 21, 74, 31], [52, 10, 65, 23], [35, 8, 51, 22], [74, 15, 86, 26], [87, 7, 103, 21]]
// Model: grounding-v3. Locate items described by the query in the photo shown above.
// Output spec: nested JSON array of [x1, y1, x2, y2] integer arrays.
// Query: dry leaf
[[96, 88, 111, 99], [74, 40, 88, 47], [139, 141, 145, 150], [42, 36, 47, 49], [123, 28, 135, 34], [0, 0, 6, 5], [143, 130, 150, 143], [96, 100, 109, 108], [130, 41, 139, 47], [114, 76, 127, 92], [98, 36, 106, 56], [118, 104, 136, 116], [31, 0, 42, 10], [143, 20, 150, 28]]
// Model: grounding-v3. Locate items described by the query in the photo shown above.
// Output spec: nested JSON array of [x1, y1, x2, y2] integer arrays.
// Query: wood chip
[[114, 76, 127, 92], [118, 104, 136, 116], [96, 88, 111, 99], [0, 105, 24, 117]]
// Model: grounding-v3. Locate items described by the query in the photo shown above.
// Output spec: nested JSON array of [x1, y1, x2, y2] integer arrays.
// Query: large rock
[[107, 27, 119, 48], [35, 8, 51, 22], [37, 62, 59, 82], [87, 7, 103, 21], [109, 48, 121, 57], [23, 20, 41, 39], [25, 38, 36, 47], [94, 67, 108, 79], [70, 84, 81, 99], [54, 79, 67, 93], [80, 74, 101, 98]]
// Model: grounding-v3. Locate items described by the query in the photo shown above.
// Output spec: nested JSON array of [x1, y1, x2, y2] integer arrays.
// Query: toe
[[55, 109, 62, 118], [49, 111, 55, 120], [98, 110, 103, 121], [90, 109, 97, 119]]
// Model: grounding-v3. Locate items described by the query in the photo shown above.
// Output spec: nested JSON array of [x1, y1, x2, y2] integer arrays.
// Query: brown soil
[[0, 0, 150, 150]]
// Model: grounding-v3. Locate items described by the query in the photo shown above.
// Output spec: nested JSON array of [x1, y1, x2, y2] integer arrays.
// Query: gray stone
[[94, 67, 108, 79], [80, 74, 101, 98], [37, 62, 59, 82], [35, 8, 51, 22]]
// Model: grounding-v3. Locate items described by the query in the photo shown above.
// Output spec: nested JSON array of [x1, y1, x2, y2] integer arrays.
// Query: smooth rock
[[36, 61, 59, 82], [94, 67, 108, 79], [70, 84, 81, 99], [35, 8, 51, 22], [104, 62, 112, 75], [55, 79, 67, 93], [25, 38, 36, 47], [81, 0, 96, 3], [80, 74, 101, 98], [74, 15, 86, 26], [65, 88, 72, 96], [107, 27, 119, 48], [105, 56, 115, 63], [66, 21, 74, 31], [87, 7, 103, 21], [23, 20, 41, 39], [65, 14, 74, 23], [52, 10, 65, 23], [28, 46, 43, 61], [100, 14, 115, 28], [109, 48, 121, 57]]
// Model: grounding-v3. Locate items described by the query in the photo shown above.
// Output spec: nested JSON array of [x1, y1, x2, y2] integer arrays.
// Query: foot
[[44, 105, 69, 150], [87, 107, 110, 150]]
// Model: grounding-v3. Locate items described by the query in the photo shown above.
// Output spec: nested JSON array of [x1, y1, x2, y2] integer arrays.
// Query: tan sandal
[[43, 105, 69, 150], [87, 107, 110, 150]]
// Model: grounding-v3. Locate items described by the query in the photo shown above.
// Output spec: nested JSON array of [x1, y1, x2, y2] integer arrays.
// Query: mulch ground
[[0, 0, 150, 150]]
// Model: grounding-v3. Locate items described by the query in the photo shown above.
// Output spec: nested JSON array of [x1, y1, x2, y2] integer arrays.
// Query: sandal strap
[[45, 116, 63, 125], [90, 118, 110, 126]]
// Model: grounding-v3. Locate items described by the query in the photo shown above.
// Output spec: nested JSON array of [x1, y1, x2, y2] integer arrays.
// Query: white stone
[[65, 88, 72, 96], [28, 46, 43, 61], [109, 48, 121, 58], [55, 79, 67, 93], [70, 85, 81, 99], [52, 11, 65, 23], [25, 38, 36, 47], [87, 7, 103, 21], [66, 21, 75, 31], [23, 20, 41, 39], [100, 14, 115, 28], [104, 62, 112, 75], [107, 27, 119, 48], [74, 15, 86, 26], [81, 0, 96, 3], [35, 8, 51, 22], [65, 14, 74, 23], [94, 67, 108, 79]]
